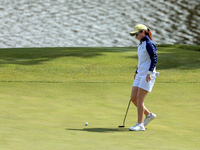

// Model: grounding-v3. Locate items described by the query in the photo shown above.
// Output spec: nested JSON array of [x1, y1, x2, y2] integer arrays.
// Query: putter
[[118, 99, 132, 127]]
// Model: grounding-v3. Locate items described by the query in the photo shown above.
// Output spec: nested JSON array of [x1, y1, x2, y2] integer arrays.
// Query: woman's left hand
[[146, 74, 151, 82]]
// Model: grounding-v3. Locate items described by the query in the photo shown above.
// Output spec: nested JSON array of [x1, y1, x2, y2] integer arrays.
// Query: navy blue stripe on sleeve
[[135, 68, 138, 74], [146, 41, 157, 72]]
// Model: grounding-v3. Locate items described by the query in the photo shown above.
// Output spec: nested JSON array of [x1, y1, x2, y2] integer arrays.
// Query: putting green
[[0, 45, 199, 149]]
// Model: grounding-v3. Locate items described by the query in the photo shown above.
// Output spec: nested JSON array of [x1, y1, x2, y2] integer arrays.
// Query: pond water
[[0, 0, 199, 47]]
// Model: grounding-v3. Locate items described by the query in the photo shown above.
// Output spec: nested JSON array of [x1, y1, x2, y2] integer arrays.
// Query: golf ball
[[85, 122, 88, 126]]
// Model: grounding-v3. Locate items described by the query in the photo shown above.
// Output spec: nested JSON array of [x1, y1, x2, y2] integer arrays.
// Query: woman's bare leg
[[130, 86, 150, 116], [137, 88, 149, 123]]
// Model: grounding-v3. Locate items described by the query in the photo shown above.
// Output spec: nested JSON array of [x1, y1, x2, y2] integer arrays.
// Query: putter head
[[118, 125, 125, 128]]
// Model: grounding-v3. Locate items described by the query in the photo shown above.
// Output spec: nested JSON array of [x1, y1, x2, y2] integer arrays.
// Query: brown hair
[[145, 29, 153, 41]]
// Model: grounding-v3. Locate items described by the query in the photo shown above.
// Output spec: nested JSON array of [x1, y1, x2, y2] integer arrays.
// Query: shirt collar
[[141, 35, 150, 42]]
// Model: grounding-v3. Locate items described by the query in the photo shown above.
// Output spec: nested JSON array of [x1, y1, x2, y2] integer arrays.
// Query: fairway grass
[[0, 46, 199, 150]]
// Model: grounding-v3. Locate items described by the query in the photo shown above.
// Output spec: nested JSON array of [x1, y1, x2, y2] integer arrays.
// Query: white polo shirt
[[136, 35, 157, 75]]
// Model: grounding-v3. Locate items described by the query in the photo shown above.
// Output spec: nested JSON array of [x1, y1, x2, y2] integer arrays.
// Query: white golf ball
[[85, 122, 88, 126]]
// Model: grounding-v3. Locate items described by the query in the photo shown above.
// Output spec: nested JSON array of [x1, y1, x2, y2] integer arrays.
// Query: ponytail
[[145, 28, 153, 41]]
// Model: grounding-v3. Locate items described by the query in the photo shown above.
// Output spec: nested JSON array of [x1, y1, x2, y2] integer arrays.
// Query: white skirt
[[132, 72, 157, 93]]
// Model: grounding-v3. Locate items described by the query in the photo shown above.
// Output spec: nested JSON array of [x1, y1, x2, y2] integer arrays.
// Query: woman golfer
[[129, 24, 158, 131]]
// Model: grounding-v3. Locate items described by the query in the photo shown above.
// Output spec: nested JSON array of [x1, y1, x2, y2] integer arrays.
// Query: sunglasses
[[135, 30, 143, 36]]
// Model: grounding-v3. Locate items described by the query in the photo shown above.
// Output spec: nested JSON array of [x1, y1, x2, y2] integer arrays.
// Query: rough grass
[[0, 45, 199, 150]]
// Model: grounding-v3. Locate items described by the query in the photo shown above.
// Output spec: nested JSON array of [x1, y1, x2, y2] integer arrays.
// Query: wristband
[[147, 71, 152, 75]]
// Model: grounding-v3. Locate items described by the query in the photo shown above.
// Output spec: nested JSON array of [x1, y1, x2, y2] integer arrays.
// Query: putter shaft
[[119, 99, 131, 127]]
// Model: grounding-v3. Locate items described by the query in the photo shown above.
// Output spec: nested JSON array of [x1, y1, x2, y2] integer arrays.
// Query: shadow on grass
[[66, 128, 128, 133], [0, 47, 133, 66], [0, 46, 199, 70], [156, 47, 200, 70]]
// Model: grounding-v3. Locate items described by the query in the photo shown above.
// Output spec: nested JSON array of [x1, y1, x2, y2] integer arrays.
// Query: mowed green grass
[[0, 45, 199, 150]]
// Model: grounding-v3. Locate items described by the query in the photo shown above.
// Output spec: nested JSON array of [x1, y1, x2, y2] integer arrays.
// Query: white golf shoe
[[143, 112, 156, 126], [129, 123, 145, 131]]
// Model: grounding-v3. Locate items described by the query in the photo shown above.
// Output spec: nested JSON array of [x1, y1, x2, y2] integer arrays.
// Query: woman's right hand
[[134, 73, 137, 79]]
